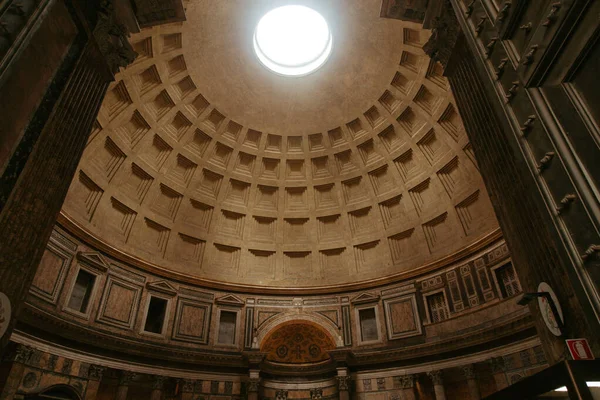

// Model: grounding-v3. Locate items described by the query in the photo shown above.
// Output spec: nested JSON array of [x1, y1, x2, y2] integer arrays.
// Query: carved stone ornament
[[310, 388, 323, 399], [93, 0, 137, 74], [423, 0, 461, 70], [247, 378, 260, 392], [181, 379, 195, 393], [275, 389, 288, 400], [152, 375, 167, 390], [489, 356, 507, 373], [119, 371, 137, 386], [0, 292, 11, 339], [14, 344, 34, 364], [427, 370, 444, 386], [401, 375, 415, 389], [337, 375, 351, 391], [88, 365, 106, 381], [463, 364, 475, 379]]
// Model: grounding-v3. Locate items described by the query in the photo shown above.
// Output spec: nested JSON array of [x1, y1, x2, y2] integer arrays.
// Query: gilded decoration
[[261, 323, 335, 364]]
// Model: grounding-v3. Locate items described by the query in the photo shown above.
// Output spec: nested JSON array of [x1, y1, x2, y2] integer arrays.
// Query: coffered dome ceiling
[[61, 0, 499, 291]]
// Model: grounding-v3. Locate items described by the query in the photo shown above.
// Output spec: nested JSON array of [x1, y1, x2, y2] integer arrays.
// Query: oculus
[[253, 5, 333, 76]]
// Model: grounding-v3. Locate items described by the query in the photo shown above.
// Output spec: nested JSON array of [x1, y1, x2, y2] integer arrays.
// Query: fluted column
[[84, 365, 105, 400], [489, 357, 509, 391], [428, 370, 446, 400], [115, 371, 136, 400], [336, 367, 351, 400], [463, 365, 480, 400], [150, 376, 166, 400], [0, 0, 135, 352]]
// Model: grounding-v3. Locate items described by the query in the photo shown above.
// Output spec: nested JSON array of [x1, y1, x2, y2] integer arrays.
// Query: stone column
[[463, 365, 480, 400], [0, 0, 135, 352], [84, 365, 106, 400], [489, 357, 508, 391], [400, 375, 416, 400], [150, 375, 166, 400], [427, 370, 446, 400], [336, 367, 351, 400], [247, 370, 260, 400], [115, 371, 136, 400]]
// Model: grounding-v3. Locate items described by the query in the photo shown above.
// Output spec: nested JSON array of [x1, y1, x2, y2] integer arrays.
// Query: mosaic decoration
[[261, 323, 335, 364]]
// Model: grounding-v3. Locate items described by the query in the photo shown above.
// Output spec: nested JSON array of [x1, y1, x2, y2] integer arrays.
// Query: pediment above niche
[[76, 252, 109, 272], [351, 292, 380, 305], [215, 294, 245, 307], [146, 280, 177, 296]]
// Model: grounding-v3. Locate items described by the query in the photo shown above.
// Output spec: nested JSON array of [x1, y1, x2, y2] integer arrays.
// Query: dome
[[61, 0, 498, 292]]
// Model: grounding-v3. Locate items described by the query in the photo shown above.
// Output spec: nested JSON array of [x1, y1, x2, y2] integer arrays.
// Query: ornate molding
[[93, 0, 137, 75], [119, 371, 137, 386], [247, 378, 260, 393], [427, 370, 444, 386], [423, 0, 461, 70], [275, 389, 288, 400], [462, 364, 476, 379], [401, 374, 415, 389], [88, 365, 106, 381], [310, 388, 323, 399], [337, 375, 351, 391]]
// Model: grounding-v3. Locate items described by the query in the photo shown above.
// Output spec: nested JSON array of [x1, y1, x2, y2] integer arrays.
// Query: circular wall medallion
[[537, 282, 563, 337], [253, 5, 333, 76], [0, 292, 11, 339]]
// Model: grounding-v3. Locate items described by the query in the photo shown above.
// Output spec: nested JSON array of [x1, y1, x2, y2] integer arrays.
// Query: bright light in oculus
[[254, 5, 332, 76], [555, 382, 600, 391]]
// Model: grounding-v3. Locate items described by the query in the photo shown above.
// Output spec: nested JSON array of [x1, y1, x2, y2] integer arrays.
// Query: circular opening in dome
[[254, 5, 333, 77]]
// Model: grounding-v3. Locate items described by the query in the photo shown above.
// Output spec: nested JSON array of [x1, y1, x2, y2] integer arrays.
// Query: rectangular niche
[[356, 306, 381, 344], [317, 214, 343, 243], [167, 54, 186, 77], [219, 210, 246, 239], [217, 309, 240, 346], [66, 269, 97, 315], [342, 177, 370, 205], [143, 296, 169, 335]]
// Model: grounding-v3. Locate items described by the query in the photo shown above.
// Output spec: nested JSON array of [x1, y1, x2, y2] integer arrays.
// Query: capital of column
[[336, 375, 351, 391], [275, 389, 288, 400], [152, 375, 167, 390], [427, 370, 444, 386], [401, 374, 415, 389], [88, 365, 106, 381], [6, 344, 34, 364], [462, 364, 476, 379], [181, 379, 195, 393], [310, 388, 323, 399], [489, 357, 506, 374], [119, 371, 137, 386], [92, 0, 137, 75]]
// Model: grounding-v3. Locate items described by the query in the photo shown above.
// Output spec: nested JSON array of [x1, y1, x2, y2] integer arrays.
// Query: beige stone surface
[[61, 0, 498, 288]]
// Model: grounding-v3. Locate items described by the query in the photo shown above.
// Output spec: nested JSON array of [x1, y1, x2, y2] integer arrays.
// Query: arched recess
[[256, 312, 344, 348], [23, 384, 82, 399]]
